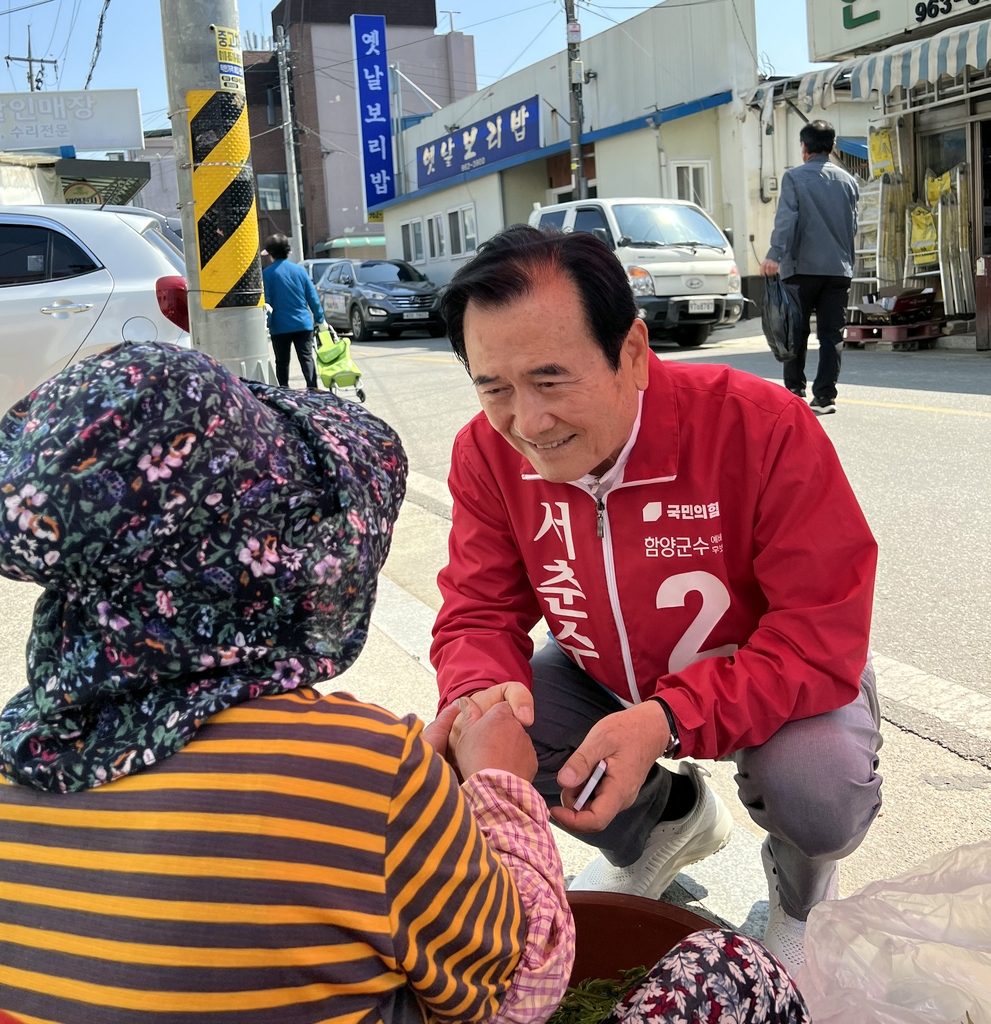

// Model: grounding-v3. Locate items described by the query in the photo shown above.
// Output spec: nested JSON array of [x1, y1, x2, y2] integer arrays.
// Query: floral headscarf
[[0, 343, 406, 793]]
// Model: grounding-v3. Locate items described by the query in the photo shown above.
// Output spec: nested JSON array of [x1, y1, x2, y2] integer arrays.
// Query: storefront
[[799, 17, 991, 348]]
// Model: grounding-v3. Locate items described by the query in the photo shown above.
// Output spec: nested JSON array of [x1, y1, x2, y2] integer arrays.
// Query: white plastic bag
[[797, 840, 991, 1024]]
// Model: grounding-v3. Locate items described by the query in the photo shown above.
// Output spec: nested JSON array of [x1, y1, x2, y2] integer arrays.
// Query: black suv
[[317, 259, 445, 341]]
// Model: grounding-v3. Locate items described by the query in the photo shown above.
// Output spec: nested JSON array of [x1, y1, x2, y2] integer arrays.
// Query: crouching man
[[431, 226, 882, 975]]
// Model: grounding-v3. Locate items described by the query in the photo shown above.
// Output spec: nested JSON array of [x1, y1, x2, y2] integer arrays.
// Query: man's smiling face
[[463, 267, 650, 483]]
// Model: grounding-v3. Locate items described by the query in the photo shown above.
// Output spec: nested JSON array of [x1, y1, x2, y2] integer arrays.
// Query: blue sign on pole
[[351, 14, 396, 214], [416, 96, 541, 190]]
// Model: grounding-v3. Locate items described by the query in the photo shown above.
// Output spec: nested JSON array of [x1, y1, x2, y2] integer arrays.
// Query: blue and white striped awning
[[799, 17, 991, 110]]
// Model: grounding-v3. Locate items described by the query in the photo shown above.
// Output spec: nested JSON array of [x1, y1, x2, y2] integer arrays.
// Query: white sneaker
[[569, 761, 733, 899], [760, 837, 839, 977]]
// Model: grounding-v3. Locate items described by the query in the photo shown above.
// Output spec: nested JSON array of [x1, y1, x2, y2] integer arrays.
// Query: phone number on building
[[915, 0, 986, 24]]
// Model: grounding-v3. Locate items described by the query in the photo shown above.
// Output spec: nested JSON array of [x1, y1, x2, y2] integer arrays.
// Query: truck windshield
[[613, 204, 726, 249]]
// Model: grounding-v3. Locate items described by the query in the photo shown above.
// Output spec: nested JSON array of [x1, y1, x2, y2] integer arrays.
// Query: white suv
[[0, 206, 191, 415]]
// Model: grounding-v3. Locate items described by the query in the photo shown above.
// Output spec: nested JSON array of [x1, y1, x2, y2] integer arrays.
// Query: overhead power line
[[0, 0, 55, 17], [83, 0, 111, 89]]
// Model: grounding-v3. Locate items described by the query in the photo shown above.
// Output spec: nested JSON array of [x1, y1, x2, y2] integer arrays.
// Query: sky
[[0, 0, 829, 137]]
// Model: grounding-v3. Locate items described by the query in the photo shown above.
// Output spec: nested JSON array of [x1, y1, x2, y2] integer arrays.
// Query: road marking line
[[837, 397, 991, 418], [872, 654, 991, 743]]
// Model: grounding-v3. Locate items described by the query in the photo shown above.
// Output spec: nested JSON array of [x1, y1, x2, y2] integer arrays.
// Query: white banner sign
[[808, 0, 991, 62], [0, 89, 143, 152]]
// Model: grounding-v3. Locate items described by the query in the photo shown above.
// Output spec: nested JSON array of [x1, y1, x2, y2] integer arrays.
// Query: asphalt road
[[347, 327, 991, 706]]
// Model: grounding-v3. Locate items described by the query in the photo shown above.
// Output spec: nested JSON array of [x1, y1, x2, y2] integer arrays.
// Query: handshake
[[422, 679, 672, 835], [423, 690, 538, 784]]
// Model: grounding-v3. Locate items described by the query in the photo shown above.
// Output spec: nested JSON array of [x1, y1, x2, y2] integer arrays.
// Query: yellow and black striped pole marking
[[186, 90, 263, 310]]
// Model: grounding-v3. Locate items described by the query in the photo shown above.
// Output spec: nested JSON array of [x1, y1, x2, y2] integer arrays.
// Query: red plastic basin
[[567, 891, 713, 985]]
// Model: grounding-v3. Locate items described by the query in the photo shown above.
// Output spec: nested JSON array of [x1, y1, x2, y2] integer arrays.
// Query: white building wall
[[593, 129, 663, 200], [381, 0, 853, 284], [397, 0, 758, 189], [383, 173, 503, 286]]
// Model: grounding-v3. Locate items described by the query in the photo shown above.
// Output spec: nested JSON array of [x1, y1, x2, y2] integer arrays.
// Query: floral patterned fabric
[[0, 343, 407, 793], [604, 929, 809, 1024]]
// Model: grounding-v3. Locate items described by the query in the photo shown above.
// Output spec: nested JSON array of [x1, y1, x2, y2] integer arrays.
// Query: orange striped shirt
[[0, 689, 525, 1024]]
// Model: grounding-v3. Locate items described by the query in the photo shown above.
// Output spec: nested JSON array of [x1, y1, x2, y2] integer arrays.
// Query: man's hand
[[448, 681, 534, 751], [759, 258, 780, 277], [551, 701, 669, 833], [453, 697, 538, 782], [422, 703, 462, 760]]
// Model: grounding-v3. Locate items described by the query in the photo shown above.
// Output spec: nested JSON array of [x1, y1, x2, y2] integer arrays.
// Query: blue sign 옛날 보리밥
[[416, 96, 541, 189], [351, 14, 396, 213]]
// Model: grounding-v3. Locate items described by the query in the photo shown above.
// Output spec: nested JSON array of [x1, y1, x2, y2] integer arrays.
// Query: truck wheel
[[675, 324, 711, 348]]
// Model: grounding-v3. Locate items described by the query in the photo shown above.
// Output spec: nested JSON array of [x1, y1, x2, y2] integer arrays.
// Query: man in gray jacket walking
[[760, 120, 859, 415]]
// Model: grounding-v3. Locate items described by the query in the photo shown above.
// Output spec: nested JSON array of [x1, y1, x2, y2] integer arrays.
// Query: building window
[[673, 162, 712, 211], [267, 87, 281, 127], [257, 173, 288, 210], [256, 173, 303, 211], [428, 213, 446, 259], [401, 218, 425, 264], [448, 204, 477, 257]]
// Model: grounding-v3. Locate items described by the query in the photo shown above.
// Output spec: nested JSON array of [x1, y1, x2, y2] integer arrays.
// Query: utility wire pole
[[160, 0, 272, 384], [563, 0, 587, 200], [276, 25, 305, 263], [5, 26, 58, 92]]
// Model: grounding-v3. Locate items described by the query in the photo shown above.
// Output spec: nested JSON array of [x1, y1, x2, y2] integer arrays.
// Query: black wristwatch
[[648, 696, 681, 758]]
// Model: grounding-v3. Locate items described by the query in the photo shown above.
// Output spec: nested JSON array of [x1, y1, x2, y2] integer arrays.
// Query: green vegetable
[[546, 967, 650, 1024]]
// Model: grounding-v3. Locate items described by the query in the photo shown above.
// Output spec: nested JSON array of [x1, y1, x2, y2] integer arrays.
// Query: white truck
[[528, 197, 745, 348]]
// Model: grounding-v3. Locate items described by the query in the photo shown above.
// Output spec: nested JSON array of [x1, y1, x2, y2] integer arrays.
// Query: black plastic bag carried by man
[[761, 275, 803, 363]]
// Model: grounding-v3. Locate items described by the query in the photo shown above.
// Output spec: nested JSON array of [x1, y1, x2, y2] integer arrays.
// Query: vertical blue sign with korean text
[[416, 96, 540, 189], [351, 14, 395, 215]]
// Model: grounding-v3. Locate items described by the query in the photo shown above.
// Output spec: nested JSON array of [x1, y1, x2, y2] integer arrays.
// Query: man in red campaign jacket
[[431, 226, 881, 975]]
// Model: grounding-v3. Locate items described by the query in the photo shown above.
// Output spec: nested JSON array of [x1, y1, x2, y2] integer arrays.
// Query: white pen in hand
[[572, 759, 608, 812]]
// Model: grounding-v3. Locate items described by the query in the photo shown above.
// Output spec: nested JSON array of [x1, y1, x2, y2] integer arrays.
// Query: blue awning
[[836, 136, 868, 160], [799, 17, 991, 108]]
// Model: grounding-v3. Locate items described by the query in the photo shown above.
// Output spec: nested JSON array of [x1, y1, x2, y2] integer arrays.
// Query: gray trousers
[[527, 644, 883, 920]]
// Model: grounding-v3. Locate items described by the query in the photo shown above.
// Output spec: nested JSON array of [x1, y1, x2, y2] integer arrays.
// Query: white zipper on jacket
[[568, 482, 641, 705]]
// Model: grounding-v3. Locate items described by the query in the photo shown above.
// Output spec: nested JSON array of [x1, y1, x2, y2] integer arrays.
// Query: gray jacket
[[766, 155, 859, 279]]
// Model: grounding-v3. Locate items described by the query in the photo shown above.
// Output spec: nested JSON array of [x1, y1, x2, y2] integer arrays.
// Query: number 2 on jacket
[[657, 571, 738, 673]]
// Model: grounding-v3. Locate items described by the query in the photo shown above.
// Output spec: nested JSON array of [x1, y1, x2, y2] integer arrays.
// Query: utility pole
[[5, 26, 58, 92], [563, 1, 587, 200], [389, 64, 406, 196], [276, 25, 305, 262], [159, 0, 272, 384]]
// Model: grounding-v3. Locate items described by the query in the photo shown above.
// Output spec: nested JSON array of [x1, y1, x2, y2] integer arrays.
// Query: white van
[[527, 197, 745, 348]]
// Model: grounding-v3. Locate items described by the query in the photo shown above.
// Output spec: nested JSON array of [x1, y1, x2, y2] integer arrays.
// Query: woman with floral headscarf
[[0, 343, 573, 1024], [0, 343, 809, 1024]]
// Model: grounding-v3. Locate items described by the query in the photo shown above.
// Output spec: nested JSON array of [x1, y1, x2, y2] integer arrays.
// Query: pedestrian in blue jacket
[[261, 233, 325, 388], [759, 120, 859, 416]]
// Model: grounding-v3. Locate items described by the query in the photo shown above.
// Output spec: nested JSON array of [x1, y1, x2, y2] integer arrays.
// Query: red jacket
[[431, 356, 877, 761]]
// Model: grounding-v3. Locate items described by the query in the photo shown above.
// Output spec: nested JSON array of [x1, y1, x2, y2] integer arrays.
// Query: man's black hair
[[264, 233, 291, 260], [800, 120, 836, 156], [441, 225, 638, 372]]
